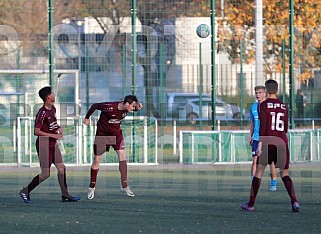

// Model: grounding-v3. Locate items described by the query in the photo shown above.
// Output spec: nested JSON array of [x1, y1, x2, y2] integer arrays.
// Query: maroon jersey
[[34, 105, 60, 146], [85, 101, 127, 134], [259, 98, 288, 144]]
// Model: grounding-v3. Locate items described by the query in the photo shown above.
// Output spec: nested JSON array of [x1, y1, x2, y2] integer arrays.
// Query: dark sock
[[119, 160, 128, 188], [89, 168, 99, 188], [24, 174, 43, 194], [58, 173, 69, 197], [282, 176, 297, 205], [248, 176, 261, 207]]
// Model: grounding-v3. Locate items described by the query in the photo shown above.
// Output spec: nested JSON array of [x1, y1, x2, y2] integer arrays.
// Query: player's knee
[[40, 172, 50, 180]]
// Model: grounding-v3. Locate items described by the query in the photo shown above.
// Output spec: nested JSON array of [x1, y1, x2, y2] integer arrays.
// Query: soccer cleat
[[19, 189, 32, 204], [87, 187, 95, 200], [121, 186, 135, 197], [240, 202, 254, 212], [61, 195, 81, 202], [269, 179, 277, 191], [292, 201, 300, 212], [269, 186, 277, 191]]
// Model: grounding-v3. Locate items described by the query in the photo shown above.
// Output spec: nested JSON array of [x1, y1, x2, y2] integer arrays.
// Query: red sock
[[282, 176, 297, 205], [119, 160, 128, 188], [248, 176, 261, 207], [89, 168, 99, 188]]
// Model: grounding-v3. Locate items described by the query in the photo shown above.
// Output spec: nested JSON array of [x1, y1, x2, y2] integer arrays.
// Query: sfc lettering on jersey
[[108, 119, 122, 124], [267, 103, 286, 110]]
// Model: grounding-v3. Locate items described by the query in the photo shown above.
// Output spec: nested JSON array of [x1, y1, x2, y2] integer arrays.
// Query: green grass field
[[1, 163, 321, 233]]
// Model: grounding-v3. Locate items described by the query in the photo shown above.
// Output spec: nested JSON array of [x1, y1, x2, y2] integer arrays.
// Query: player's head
[[265, 79, 278, 94], [38, 86, 55, 103], [123, 95, 138, 112], [254, 85, 266, 102]]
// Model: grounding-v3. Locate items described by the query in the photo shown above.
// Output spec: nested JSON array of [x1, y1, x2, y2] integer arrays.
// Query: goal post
[[83, 116, 158, 165], [179, 130, 251, 164], [179, 130, 321, 164], [16, 116, 158, 166], [0, 69, 80, 166]]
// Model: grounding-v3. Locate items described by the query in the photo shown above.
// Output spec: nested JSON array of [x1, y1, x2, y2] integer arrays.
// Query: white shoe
[[121, 186, 135, 197], [87, 187, 95, 200]]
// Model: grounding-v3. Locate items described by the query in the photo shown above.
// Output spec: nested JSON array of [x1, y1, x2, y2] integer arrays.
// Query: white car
[[180, 97, 234, 124]]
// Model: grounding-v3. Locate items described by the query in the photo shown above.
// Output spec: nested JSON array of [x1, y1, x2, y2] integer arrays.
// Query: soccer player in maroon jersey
[[241, 79, 300, 212], [84, 95, 143, 199], [19, 86, 81, 203]]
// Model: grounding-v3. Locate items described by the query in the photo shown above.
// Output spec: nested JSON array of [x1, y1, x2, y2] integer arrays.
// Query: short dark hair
[[123, 95, 138, 104], [265, 79, 278, 94], [38, 86, 52, 102]]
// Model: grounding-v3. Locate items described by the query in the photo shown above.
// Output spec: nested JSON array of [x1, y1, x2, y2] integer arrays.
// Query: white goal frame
[[179, 129, 321, 164], [16, 116, 158, 166]]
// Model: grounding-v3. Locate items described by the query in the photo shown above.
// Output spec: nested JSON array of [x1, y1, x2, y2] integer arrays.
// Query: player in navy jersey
[[249, 85, 277, 191], [241, 79, 300, 212], [84, 95, 143, 199], [19, 86, 81, 203]]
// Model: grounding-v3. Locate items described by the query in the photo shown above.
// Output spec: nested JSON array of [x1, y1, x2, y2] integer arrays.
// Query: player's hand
[[136, 102, 143, 110], [256, 142, 262, 156], [84, 118, 90, 126], [53, 132, 63, 140]]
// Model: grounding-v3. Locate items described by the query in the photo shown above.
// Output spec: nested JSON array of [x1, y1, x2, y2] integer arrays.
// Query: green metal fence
[[1, 0, 321, 150]]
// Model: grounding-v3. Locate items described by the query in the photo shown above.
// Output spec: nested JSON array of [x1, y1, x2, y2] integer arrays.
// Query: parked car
[[166, 92, 210, 118], [166, 92, 249, 122], [230, 104, 250, 119], [180, 97, 234, 124]]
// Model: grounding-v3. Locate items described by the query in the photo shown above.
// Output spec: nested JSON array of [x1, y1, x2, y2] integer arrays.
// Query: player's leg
[[113, 131, 134, 197], [87, 154, 103, 199], [250, 140, 259, 180], [52, 144, 69, 197], [269, 162, 277, 191], [116, 149, 134, 197], [251, 156, 257, 180], [280, 169, 300, 212], [87, 135, 107, 199], [19, 143, 51, 203], [280, 146, 299, 212], [55, 162, 81, 202], [241, 163, 266, 211], [117, 150, 134, 197]]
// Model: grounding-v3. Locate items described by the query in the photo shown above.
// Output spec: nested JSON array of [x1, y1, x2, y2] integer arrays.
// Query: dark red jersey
[[259, 98, 288, 144], [85, 102, 127, 134], [34, 105, 60, 146]]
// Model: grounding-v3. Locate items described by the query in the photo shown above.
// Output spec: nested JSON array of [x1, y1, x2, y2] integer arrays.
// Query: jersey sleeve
[[85, 102, 108, 119], [34, 110, 46, 129]]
